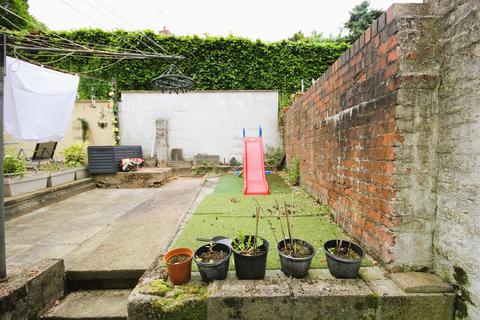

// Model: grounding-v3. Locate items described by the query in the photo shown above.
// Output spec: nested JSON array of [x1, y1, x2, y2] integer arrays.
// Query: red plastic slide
[[243, 137, 270, 195]]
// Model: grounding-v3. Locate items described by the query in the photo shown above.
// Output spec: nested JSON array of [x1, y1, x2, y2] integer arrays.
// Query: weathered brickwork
[[284, 4, 438, 269]]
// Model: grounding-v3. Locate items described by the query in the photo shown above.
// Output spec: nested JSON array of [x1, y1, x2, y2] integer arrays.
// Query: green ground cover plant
[[3, 155, 26, 176], [63, 143, 87, 168]]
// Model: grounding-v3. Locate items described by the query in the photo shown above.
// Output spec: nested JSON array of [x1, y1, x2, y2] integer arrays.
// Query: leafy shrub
[[63, 143, 87, 168], [4, 155, 26, 176], [265, 146, 284, 168], [42, 161, 61, 172], [288, 156, 300, 186], [13, 30, 348, 110]]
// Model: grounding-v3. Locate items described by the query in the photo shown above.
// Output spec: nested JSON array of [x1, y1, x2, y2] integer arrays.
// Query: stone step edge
[[5, 178, 95, 220], [65, 269, 145, 291], [127, 268, 457, 320], [41, 289, 130, 320]]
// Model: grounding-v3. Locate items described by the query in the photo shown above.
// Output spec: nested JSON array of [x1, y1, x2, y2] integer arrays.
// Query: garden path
[[5, 177, 204, 278]]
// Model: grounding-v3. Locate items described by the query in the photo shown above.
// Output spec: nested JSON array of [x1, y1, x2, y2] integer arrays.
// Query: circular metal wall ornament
[[152, 64, 195, 93]]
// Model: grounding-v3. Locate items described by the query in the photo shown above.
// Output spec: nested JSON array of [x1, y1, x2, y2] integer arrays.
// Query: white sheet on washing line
[[4, 56, 79, 142]]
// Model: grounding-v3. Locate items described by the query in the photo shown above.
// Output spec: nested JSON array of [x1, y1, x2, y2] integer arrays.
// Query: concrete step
[[41, 289, 130, 320], [5, 178, 95, 220], [65, 269, 143, 291], [128, 269, 456, 320], [63, 178, 205, 290]]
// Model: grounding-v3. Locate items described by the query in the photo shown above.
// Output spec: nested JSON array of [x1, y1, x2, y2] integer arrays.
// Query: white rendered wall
[[119, 91, 280, 162]]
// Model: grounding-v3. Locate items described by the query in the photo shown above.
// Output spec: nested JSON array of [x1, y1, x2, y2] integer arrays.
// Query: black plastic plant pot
[[232, 236, 269, 280], [277, 239, 316, 278], [323, 239, 365, 279], [194, 243, 232, 283]]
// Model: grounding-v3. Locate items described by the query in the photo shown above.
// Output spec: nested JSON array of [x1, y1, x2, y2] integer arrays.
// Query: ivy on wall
[[17, 30, 348, 109]]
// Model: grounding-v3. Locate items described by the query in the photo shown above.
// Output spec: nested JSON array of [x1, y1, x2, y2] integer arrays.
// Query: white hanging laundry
[[4, 56, 79, 142]]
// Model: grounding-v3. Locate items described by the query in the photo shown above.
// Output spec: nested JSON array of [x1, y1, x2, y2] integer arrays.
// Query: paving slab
[[5, 177, 205, 284], [390, 272, 454, 293], [64, 178, 204, 281], [5, 188, 157, 270], [358, 266, 388, 282], [41, 289, 130, 319]]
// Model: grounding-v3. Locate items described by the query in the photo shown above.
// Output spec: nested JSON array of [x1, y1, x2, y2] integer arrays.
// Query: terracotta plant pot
[[164, 247, 193, 285]]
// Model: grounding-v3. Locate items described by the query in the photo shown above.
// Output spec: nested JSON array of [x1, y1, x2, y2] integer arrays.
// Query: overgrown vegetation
[[78, 118, 89, 142], [265, 146, 284, 169], [3, 155, 26, 176], [0, 0, 46, 31], [63, 143, 87, 168], [288, 156, 300, 186], [6, 30, 348, 110]]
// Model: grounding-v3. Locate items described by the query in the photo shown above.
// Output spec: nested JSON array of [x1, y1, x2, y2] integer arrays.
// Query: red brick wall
[[284, 8, 403, 264]]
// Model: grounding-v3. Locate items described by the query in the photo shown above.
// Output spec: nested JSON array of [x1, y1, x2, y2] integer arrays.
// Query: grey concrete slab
[[390, 272, 454, 293], [65, 178, 204, 279], [5, 177, 204, 275], [38, 224, 108, 245], [0, 259, 64, 320], [358, 266, 388, 282], [42, 289, 130, 319], [7, 244, 77, 266]]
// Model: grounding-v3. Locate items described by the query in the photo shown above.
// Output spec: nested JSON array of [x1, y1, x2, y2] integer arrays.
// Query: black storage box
[[88, 145, 143, 174]]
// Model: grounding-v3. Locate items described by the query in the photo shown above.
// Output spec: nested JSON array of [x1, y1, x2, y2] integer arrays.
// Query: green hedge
[[13, 30, 349, 107]]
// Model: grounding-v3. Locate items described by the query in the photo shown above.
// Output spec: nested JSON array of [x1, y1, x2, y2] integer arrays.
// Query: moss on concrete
[[366, 292, 380, 309], [138, 279, 171, 296], [138, 279, 208, 320]]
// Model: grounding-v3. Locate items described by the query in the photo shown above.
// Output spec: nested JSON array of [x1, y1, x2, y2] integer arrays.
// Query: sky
[[29, 0, 423, 42]]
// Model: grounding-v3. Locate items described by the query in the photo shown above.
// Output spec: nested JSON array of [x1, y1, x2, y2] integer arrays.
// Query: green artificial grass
[[173, 174, 372, 270]]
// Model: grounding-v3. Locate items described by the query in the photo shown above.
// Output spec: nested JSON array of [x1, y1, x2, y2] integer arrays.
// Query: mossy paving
[[139, 279, 208, 320]]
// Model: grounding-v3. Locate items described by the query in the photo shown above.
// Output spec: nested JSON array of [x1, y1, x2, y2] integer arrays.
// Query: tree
[[344, 1, 383, 43], [288, 30, 339, 44], [0, 0, 46, 30], [288, 31, 306, 42]]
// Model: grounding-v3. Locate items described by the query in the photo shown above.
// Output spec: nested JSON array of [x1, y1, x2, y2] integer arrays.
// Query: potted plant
[[45, 162, 76, 187], [323, 209, 365, 278], [3, 156, 49, 197], [323, 239, 364, 279], [194, 241, 231, 282], [267, 200, 315, 278], [231, 205, 269, 280], [163, 247, 193, 285], [63, 143, 89, 179]]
